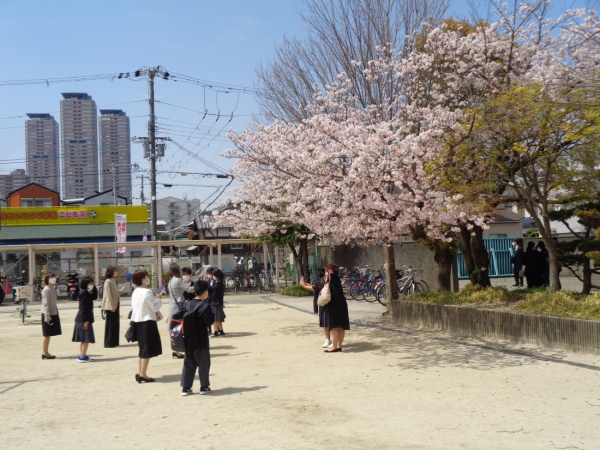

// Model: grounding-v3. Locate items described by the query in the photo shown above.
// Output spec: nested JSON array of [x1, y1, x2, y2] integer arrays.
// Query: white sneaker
[[322, 339, 332, 348]]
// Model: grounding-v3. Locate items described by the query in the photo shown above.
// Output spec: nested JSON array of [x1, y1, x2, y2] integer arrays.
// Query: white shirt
[[131, 287, 162, 322]]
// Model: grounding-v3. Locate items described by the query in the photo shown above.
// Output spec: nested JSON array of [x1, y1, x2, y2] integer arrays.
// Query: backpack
[[169, 300, 210, 352]]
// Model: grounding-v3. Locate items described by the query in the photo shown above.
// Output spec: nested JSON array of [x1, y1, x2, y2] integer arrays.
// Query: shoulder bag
[[317, 277, 331, 306]]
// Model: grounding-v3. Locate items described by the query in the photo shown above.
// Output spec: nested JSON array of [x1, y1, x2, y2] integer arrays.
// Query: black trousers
[[104, 305, 120, 348], [181, 348, 211, 389], [513, 266, 523, 286]]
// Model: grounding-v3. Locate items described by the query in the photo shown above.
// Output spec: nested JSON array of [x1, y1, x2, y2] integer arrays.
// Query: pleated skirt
[[212, 305, 226, 322], [72, 321, 96, 343]]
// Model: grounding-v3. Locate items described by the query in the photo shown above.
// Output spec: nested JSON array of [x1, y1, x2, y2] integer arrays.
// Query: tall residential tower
[[25, 113, 60, 193], [99, 109, 132, 202], [60, 93, 98, 199]]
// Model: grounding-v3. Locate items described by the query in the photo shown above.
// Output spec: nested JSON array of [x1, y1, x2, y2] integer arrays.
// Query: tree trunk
[[299, 238, 311, 282], [455, 224, 491, 287], [287, 242, 302, 284], [582, 256, 592, 295], [470, 226, 491, 287], [383, 244, 398, 314], [434, 248, 453, 291]]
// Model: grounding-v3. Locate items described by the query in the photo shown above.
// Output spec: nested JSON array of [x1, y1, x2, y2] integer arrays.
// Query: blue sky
[[0, 0, 596, 208]]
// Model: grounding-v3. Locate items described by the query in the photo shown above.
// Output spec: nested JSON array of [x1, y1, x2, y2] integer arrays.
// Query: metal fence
[[456, 237, 514, 279]]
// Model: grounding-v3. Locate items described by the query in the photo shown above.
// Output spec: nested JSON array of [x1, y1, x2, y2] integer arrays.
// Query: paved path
[[1, 292, 599, 449]]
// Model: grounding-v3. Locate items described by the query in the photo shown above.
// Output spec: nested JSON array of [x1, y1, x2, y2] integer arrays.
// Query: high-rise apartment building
[[0, 169, 30, 199], [99, 109, 132, 202], [25, 113, 60, 193], [60, 93, 98, 199]]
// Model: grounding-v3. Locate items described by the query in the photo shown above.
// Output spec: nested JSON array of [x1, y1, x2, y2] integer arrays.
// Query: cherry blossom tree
[[217, 51, 486, 297], [428, 5, 600, 292]]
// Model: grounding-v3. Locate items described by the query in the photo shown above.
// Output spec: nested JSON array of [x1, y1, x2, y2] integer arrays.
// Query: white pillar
[[93, 244, 100, 287], [217, 242, 222, 269]]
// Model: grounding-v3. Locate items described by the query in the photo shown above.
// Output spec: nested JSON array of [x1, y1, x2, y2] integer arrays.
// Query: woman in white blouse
[[130, 270, 163, 383], [41, 273, 61, 359]]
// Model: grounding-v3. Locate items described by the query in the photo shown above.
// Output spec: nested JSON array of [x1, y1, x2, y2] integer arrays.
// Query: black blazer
[[208, 280, 225, 307], [75, 287, 97, 323], [183, 298, 215, 351], [512, 247, 525, 267]]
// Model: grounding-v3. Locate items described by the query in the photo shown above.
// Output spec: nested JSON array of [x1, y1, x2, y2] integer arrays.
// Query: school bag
[[169, 300, 211, 352]]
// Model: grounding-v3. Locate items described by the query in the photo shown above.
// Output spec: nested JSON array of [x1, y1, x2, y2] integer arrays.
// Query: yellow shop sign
[[0, 205, 149, 226]]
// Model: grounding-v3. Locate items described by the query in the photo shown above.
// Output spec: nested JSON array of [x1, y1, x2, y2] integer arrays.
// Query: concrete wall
[[319, 241, 452, 291], [390, 299, 600, 355]]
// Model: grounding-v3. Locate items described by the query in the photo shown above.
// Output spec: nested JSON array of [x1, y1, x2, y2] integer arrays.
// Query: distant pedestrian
[[101, 266, 125, 348], [181, 267, 195, 301], [511, 238, 525, 287], [209, 269, 226, 336], [204, 266, 215, 335], [536, 241, 550, 287], [72, 277, 97, 362], [523, 242, 539, 288], [41, 273, 61, 359], [180, 280, 215, 396], [167, 264, 194, 358]]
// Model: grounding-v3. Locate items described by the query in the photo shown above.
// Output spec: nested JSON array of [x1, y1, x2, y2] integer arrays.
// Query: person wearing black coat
[[300, 266, 332, 349], [523, 241, 540, 288], [511, 239, 525, 287], [536, 241, 550, 287], [320, 264, 350, 353], [72, 277, 97, 362], [181, 281, 215, 396], [208, 269, 226, 336]]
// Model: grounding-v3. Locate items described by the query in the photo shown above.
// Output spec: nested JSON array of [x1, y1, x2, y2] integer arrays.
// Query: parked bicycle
[[376, 265, 429, 306]]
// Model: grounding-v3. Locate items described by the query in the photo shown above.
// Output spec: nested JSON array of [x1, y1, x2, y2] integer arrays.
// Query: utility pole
[[148, 67, 157, 243], [137, 175, 146, 205], [147, 67, 159, 290]]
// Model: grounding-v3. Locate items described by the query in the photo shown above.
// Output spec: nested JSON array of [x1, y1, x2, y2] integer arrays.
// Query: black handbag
[[125, 321, 137, 342]]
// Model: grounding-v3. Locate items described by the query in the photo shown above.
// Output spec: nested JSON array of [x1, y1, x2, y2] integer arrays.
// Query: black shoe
[[172, 352, 184, 359], [200, 387, 211, 395], [181, 388, 193, 396], [218, 331, 225, 336], [42, 354, 56, 360], [512, 284, 520, 287], [136, 374, 155, 383]]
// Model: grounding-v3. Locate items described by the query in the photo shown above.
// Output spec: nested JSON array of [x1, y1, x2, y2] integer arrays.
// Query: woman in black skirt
[[101, 266, 125, 348], [320, 264, 350, 353], [72, 278, 97, 362], [300, 266, 332, 349], [41, 273, 61, 359], [209, 269, 226, 336], [130, 270, 163, 383]]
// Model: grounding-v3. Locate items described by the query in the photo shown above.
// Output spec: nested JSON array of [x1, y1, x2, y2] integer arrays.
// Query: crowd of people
[[39, 264, 227, 396], [511, 238, 551, 288]]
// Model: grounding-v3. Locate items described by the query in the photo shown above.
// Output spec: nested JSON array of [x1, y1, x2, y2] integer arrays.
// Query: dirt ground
[[1, 291, 600, 449]]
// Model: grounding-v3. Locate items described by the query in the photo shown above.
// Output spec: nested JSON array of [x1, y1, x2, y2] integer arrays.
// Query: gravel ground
[[1, 289, 599, 449]]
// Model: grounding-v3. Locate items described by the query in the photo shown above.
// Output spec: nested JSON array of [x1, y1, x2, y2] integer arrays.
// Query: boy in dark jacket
[[181, 281, 215, 396]]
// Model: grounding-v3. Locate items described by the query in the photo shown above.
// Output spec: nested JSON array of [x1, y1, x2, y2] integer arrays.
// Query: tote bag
[[317, 282, 331, 306]]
